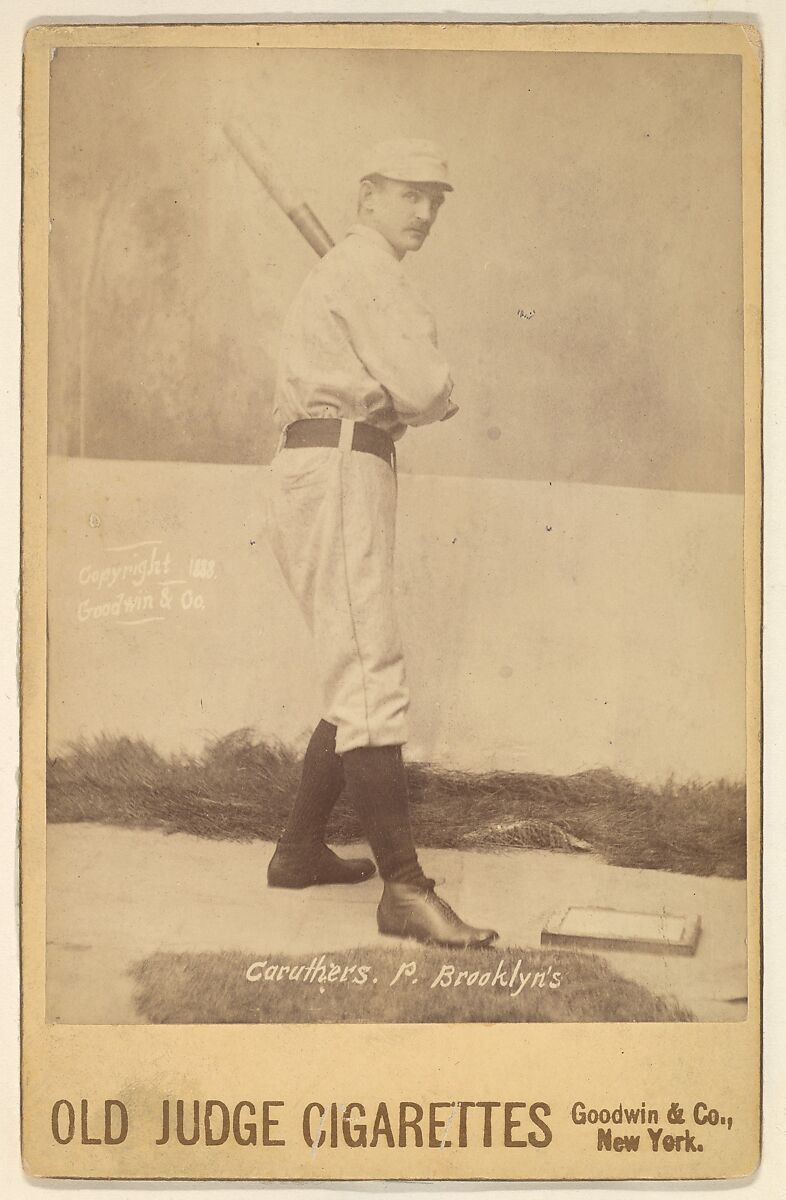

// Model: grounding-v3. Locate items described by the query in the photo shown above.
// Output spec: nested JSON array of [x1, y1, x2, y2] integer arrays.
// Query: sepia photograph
[[9, 4, 772, 1180], [19, 18, 763, 1183], [41, 37, 752, 1030]]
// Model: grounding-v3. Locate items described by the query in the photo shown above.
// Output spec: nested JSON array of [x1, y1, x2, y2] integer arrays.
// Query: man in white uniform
[[266, 140, 498, 948]]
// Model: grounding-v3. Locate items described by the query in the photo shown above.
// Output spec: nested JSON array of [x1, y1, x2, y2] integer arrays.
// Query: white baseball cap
[[360, 138, 453, 190]]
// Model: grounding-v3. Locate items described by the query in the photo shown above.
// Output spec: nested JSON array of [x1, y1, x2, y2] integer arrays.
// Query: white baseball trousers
[[265, 422, 409, 754]]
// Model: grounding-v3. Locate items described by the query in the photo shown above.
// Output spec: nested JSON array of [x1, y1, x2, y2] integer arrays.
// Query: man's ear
[[358, 178, 376, 213]]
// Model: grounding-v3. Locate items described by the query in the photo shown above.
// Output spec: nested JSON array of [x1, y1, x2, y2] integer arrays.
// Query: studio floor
[[45, 823, 749, 1025]]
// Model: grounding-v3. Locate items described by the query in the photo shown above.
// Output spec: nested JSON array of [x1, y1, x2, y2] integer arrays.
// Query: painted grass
[[131, 944, 695, 1024], [47, 730, 746, 878]]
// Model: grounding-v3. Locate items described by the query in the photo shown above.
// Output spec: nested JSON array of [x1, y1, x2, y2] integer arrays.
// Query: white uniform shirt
[[273, 224, 455, 440]]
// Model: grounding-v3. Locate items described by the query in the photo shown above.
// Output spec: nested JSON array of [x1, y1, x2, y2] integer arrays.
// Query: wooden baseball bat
[[223, 119, 335, 258]]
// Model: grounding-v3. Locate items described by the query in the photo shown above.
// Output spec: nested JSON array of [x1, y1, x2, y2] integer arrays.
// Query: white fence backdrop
[[47, 456, 746, 783]]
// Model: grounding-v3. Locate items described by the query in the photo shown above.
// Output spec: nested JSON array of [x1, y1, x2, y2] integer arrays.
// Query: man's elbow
[[396, 378, 454, 427]]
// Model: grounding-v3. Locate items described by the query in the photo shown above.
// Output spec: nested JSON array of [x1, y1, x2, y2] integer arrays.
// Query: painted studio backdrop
[[47, 47, 745, 783]]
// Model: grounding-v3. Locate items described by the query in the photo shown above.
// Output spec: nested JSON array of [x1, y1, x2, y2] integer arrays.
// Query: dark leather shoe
[[377, 881, 498, 947], [267, 841, 376, 888]]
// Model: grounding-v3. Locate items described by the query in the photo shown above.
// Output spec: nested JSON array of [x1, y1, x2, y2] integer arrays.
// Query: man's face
[[360, 177, 447, 258]]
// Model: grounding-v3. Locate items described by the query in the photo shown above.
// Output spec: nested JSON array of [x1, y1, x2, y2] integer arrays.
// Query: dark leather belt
[[283, 418, 395, 468]]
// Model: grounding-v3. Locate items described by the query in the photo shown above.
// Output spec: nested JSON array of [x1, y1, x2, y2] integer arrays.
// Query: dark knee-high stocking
[[341, 744, 432, 888], [279, 719, 344, 846]]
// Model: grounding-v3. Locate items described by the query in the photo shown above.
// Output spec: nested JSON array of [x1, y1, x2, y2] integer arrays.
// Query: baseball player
[[265, 139, 498, 948]]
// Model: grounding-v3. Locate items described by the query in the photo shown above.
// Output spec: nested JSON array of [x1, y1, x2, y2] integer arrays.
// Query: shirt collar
[[346, 222, 401, 262]]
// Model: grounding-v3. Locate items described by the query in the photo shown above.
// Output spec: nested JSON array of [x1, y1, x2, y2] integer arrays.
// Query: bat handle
[[222, 120, 335, 257], [287, 203, 335, 258]]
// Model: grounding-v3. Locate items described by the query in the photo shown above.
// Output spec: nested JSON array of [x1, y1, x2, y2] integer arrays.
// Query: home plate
[[541, 906, 702, 957]]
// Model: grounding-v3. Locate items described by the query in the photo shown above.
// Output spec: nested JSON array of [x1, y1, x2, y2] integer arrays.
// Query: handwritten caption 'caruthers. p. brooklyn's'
[[246, 955, 562, 994]]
